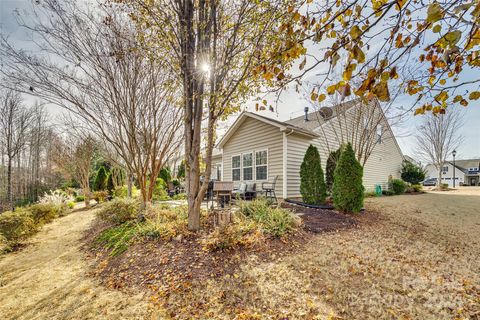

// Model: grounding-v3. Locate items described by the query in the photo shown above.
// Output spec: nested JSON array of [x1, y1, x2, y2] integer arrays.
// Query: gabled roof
[[217, 111, 319, 148], [446, 159, 480, 172], [285, 98, 361, 131]]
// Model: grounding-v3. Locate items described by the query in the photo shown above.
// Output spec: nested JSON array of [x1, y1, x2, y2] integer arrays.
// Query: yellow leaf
[[350, 25, 362, 40], [327, 84, 337, 95], [352, 45, 365, 63], [372, 82, 390, 101], [343, 63, 357, 81], [426, 3, 444, 23], [444, 31, 462, 46], [318, 93, 326, 102], [439, 79, 446, 85], [432, 24, 441, 33], [311, 92, 318, 101], [469, 91, 480, 100]]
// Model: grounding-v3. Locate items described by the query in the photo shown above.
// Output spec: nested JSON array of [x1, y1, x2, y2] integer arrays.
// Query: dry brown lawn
[[0, 207, 150, 320], [1, 188, 479, 319]]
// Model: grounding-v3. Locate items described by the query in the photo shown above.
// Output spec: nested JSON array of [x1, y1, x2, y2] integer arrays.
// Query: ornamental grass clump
[[332, 143, 364, 213], [239, 199, 301, 237], [300, 144, 327, 205]]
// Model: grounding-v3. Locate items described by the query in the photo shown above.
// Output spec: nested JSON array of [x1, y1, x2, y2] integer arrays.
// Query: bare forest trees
[[0, 91, 33, 210], [416, 111, 464, 187], [0, 0, 183, 207], [0, 90, 61, 211]]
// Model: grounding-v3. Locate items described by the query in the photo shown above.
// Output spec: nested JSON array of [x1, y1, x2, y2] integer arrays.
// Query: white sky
[[1, 0, 480, 161]]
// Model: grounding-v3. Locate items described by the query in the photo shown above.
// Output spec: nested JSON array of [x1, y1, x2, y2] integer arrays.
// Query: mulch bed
[[82, 204, 375, 296], [281, 202, 369, 233]]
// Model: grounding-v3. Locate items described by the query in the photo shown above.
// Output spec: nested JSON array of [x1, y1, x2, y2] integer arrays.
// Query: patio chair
[[232, 182, 256, 200], [262, 175, 278, 203]]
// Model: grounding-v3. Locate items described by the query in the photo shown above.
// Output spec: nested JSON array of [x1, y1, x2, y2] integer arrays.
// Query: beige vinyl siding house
[[217, 98, 404, 199], [221, 116, 285, 197]]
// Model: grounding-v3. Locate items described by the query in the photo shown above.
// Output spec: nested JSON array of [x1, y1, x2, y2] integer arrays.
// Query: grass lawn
[[145, 189, 480, 319]]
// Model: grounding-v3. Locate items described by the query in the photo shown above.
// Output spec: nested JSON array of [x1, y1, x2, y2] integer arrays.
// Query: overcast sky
[[1, 0, 479, 161]]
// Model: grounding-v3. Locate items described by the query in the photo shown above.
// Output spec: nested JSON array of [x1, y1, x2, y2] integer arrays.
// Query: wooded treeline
[[0, 91, 64, 211]]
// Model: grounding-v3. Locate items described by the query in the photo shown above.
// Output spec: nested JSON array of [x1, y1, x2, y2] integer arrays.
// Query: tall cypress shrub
[[93, 167, 108, 191], [326, 147, 342, 194], [106, 172, 115, 195], [300, 144, 327, 205], [332, 143, 364, 213]]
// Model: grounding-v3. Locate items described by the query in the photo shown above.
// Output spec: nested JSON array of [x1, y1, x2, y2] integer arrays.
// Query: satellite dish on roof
[[319, 107, 333, 119]]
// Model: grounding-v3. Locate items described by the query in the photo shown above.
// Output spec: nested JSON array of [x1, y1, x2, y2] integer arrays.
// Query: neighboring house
[[216, 98, 404, 199], [425, 159, 480, 187]]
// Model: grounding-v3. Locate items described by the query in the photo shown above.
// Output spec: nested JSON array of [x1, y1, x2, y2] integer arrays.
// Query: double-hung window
[[243, 153, 253, 180], [255, 150, 268, 180], [232, 156, 241, 181]]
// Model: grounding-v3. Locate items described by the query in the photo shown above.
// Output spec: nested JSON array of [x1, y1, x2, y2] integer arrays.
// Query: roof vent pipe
[[304, 107, 309, 122]]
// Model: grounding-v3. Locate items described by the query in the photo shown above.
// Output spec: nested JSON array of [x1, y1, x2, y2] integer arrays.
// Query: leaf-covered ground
[[1, 189, 479, 319], [90, 189, 480, 319]]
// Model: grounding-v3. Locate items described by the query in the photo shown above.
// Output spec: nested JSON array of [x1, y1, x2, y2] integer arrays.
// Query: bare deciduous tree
[[416, 111, 464, 187], [0, 0, 183, 207], [0, 90, 33, 210], [51, 135, 96, 208]]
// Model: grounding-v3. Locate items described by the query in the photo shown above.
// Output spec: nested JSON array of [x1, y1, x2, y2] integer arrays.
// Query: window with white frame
[[232, 156, 241, 181], [255, 150, 268, 180], [243, 153, 253, 180]]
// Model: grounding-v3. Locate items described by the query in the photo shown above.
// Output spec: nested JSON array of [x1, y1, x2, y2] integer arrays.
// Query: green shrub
[[96, 198, 140, 224], [93, 167, 108, 191], [391, 179, 407, 195], [159, 167, 172, 183], [382, 190, 395, 196], [411, 184, 423, 192], [75, 195, 85, 202], [238, 199, 301, 237], [332, 143, 364, 213], [115, 185, 140, 198], [200, 215, 264, 251], [67, 201, 75, 209], [300, 144, 327, 205], [172, 179, 181, 188], [326, 148, 342, 194], [172, 193, 187, 200], [0, 210, 38, 245], [96, 221, 138, 256], [177, 160, 185, 179], [106, 172, 115, 195], [153, 178, 170, 201], [28, 203, 60, 224], [440, 183, 449, 190], [401, 160, 426, 185]]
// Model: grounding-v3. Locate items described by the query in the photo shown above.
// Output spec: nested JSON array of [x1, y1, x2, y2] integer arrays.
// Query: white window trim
[[255, 149, 269, 181], [231, 155, 241, 181], [242, 152, 254, 181]]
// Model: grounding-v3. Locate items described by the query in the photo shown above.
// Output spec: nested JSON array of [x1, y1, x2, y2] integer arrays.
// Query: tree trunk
[[127, 173, 133, 198], [437, 164, 443, 188], [7, 156, 13, 210], [84, 186, 90, 208]]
